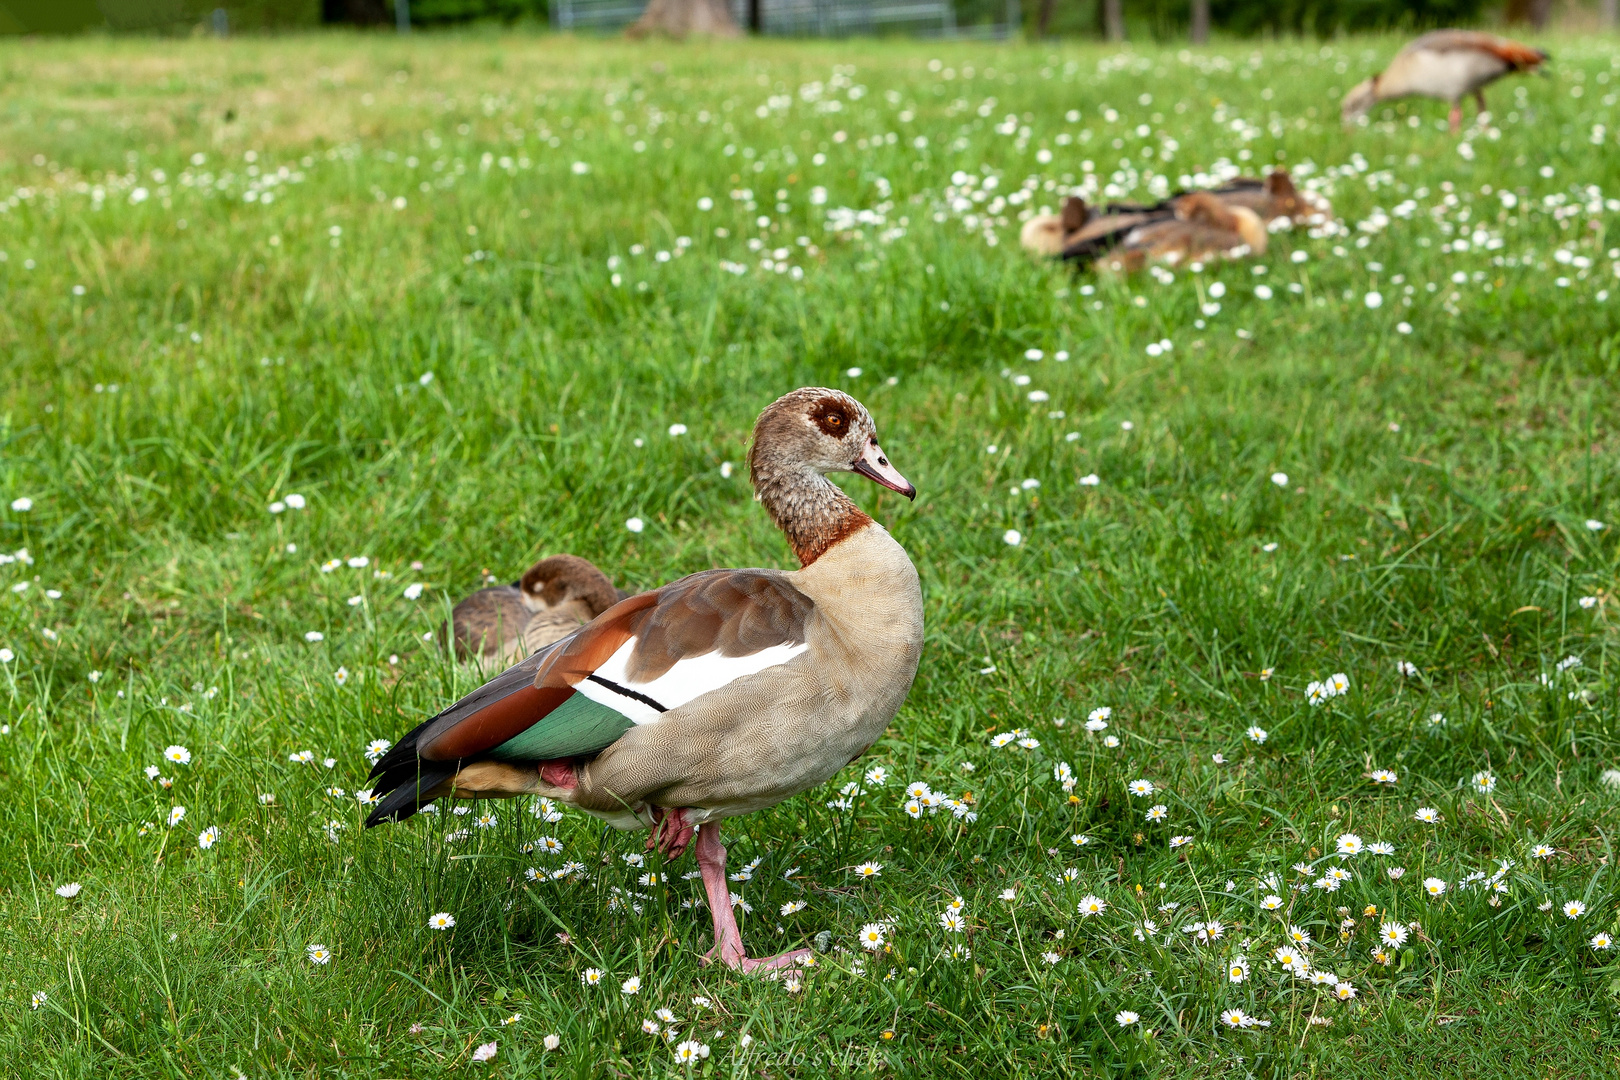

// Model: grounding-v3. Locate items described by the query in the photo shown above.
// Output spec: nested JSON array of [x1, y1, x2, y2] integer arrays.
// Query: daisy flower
[[1169, 835, 1193, 849], [1334, 982, 1357, 1002], [581, 968, 603, 987], [1245, 726, 1268, 743], [1227, 956, 1250, 983], [1071, 833, 1092, 847], [167, 805, 187, 827], [939, 910, 966, 932], [427, 912, 456, 930], [1531, 843, 1555, 859], [1286, 925, 1312, 947], [1413, 807, 1440, 824], [1592, 933, 1613, 951], [197, 826, 219, 850], [1260, 894, 1284, 911], [55, 882, 82, 899], [1565, 900, 1587, 919], [1368, 841, 1396, 855], [1221, 1009, 1251, 1029], [1335, 833, 1363, 856], [1422, 878, 1447, 897], [674, 1041, 710, 1062], [1145, 804, 1168, 822], [853, 861, 882, 879], [164, 745, 192, 766], [1274, 946, 1308, 974], [1127, 779, 1155, 797], [1379, 921, 1409, 947], [621, 976, 641, 995], [306, 943, 331, 965], [858, 923, 887, 950], [1115, 1010, 1140, 1026], [1469, 770, 1497, 794], [31, 991, 47, 1010], [1369, 769, 1398, 785], [1077, 894, 1107, 917]]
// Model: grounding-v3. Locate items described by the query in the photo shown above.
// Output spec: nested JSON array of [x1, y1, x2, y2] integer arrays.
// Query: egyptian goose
[[1342, 30, 1548, 134], [1097, 191, 1267, 272], [447, 554, 624, 664], [1204, 169, 1333, 228], [367, 388, 923, 972], [1030, 171, 1323, 269]]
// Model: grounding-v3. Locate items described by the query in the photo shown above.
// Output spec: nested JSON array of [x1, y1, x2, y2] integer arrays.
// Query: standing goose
[[1342, 31, 1548, 134], [367, 388, 923, 972], [447, 554, 625, 664]]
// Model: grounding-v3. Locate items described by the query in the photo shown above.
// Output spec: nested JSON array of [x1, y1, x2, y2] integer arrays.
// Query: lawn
[[3, 26, 1620, 1078]]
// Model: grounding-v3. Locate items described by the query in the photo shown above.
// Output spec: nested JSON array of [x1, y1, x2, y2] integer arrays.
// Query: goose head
[[519, 554, 620, 617], [1342, 77, 1378, 124], [750, 388, 915, 501]]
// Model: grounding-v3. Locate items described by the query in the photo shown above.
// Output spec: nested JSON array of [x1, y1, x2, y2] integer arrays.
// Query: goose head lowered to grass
[[367, 388, 923, 972]]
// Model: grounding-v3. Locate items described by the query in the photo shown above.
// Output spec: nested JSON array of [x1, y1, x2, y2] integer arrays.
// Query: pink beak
[[851, 439, 916, 500]]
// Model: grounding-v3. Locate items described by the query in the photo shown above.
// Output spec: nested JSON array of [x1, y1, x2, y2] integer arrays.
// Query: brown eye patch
[[808, 397, 852, 437]]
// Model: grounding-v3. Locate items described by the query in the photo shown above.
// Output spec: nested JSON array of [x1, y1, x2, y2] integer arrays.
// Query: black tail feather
[[366, 763, 456, 826], [365, 714, 455, 827]]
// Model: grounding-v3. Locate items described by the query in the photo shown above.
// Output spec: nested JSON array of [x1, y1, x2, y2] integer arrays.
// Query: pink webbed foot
[[647, 806, 696, 859], [700, 940, 814, 973]]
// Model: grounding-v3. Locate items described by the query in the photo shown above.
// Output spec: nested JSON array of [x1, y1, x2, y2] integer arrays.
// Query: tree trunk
[[627, 0, 741, 37], [1037, 0, 1056, 36], [1190, 0, 1208, 44], [1505, 0, 1555, 27], [1103, 0, 1122, 41]]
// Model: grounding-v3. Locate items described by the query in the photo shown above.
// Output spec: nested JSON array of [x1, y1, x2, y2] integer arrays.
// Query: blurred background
[[0, 0, 1609, 39]]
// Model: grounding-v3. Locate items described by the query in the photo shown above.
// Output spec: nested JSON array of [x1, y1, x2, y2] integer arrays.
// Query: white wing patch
[[575, 638, 809, 725]]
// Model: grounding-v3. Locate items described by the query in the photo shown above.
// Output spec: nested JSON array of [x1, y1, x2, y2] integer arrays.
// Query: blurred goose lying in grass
[[1094, 191, 1268, 272], [369, 388, 923, 972], [1342, 30, 1547, 134], [447, 554, 624, 664], [1021, 169, 1326, 268]]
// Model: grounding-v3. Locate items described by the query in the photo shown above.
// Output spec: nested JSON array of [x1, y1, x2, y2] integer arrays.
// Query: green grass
[[3, 27, 1620, 1078]]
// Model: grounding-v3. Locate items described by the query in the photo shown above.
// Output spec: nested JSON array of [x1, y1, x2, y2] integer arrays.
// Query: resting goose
[[367, 388, 923, 972], [447, 554, 623, 664], [1343, 31, 1548, 134], [1031, 171, 1327, 269], [1203, 169, 1333, 229], [1098, 191, 1267, 272]]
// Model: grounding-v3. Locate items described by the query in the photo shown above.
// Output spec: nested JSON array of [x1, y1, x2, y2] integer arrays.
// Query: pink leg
[[694, 823, 812, 973], [646, 806, 696, 859], [1448, 103, 1461, 134]]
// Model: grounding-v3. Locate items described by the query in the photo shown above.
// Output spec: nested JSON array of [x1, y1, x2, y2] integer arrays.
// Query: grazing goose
[[447, 554, 623, 664], [1098, 192, 1267, 272], [368, 388, 923, 972], [1342, 31, 1548, 134]]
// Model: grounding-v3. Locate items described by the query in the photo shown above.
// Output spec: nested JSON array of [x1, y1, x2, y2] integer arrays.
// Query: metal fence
[[548, 0, 1019, 36]]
